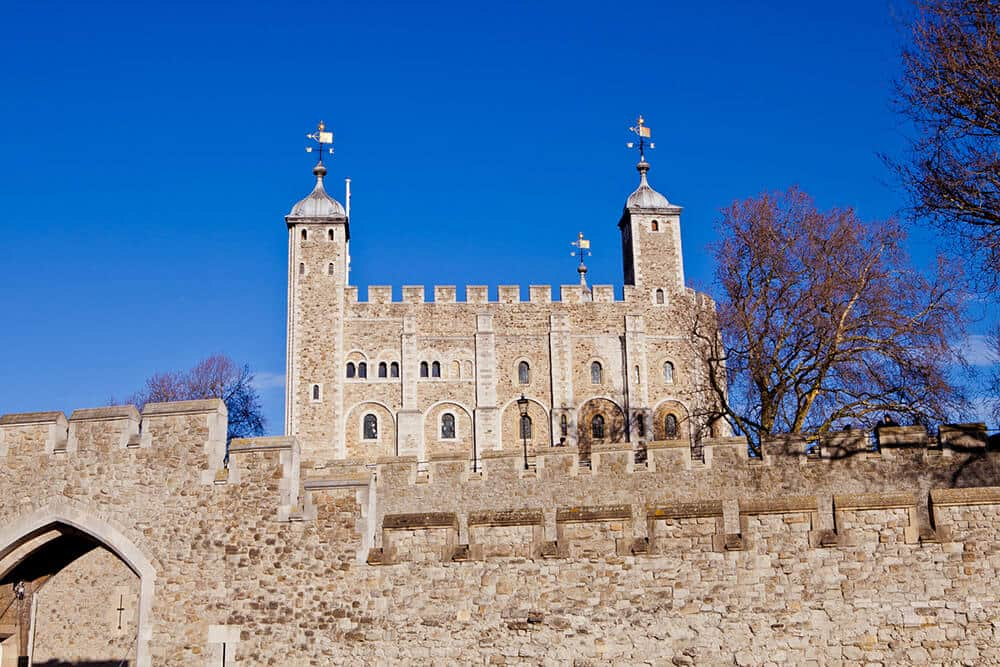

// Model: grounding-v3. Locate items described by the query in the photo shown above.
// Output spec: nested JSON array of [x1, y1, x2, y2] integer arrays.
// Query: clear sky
[[1, 0, 989, 432]]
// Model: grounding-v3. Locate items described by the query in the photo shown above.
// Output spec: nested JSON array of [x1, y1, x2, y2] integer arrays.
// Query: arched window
[[378, 362, 387, 378], [363, 414, 378, 440], [518, 361, 530, 385], [441, 413, 456, 439], [312, 384, 321, 400], [651, 220, 659, 231], [663, 361, 674, 384], [655, 289, 664, 305], [358, 362, 367, 379], [420, 361, 429, 378], [390, 362, 400, 378], [451, 360, 460, 378], [431, 361, 441, 378], [301, 229, 308, 240], [664, 414, 679, 439], [591, 414, 605, 439], [520, 414, 532, 440], [346, 362, 356, 378], [591, 361, 603, 384], [328, 228, 335, 241], [299, 262, 305, 275], [637, 414, 646, 437], [328, 263, 335, 276], [560, 414, 568, 437], [634, 365, 641, 383]]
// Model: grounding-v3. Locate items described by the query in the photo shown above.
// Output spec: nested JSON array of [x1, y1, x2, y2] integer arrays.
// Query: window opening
[[363, 414, 378, 440], [441, 413, 456, 439], [591, 414, 605, 439], [518, 361, 530, 385], [591, 361, 603, 384]]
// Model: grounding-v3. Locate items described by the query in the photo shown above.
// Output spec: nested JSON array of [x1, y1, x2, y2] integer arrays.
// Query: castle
[[0, 123, 998, 666]]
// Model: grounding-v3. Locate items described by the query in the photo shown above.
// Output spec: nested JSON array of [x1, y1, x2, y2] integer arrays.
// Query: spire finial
[[626, 115, 655, 165], [571, 232, 592, 290], [305, 120, 335, 168]]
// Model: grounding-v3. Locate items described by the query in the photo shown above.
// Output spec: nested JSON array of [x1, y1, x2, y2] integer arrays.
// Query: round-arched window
[[664, 362, 674, 384], [518, 361, 530, 385], [664, 414, 679, 439], [591, 414, 605, 439], [363, 414, 378, 440], [591, 361, 603, 384], [346, 362, 356, 378], [441, 413, 456, 439]]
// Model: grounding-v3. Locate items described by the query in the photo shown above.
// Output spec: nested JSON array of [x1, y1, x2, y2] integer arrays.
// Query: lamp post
[[517, 393, 530, 470]]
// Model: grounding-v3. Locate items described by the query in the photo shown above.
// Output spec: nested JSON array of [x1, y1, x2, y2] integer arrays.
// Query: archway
[[499, 397, 550, 456], [653, 399, 691, 442], [576, 398, 626, 463], [0, 505, 155, 667], [343, 401, 397, 460]]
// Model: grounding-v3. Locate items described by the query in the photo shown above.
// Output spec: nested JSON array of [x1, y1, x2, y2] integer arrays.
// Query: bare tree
[[891, 0, 1000, 285], [693, 188, 968, 453], [122, 354, 266, 441]]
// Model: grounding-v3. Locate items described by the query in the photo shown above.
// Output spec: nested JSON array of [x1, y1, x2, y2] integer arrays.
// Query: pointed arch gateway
[[0, 502, 156, 667]]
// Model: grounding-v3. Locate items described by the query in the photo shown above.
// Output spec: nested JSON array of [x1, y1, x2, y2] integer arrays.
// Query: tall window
[[651, 220, 659, 231], [346, 362, 356, 378], [664, 414, 678, 439], [441, 413, 456, 439], [378, 362, 387, 378], [520, 414, 532, 440], [634, 365, 641, 383], [451, 360, 460, 378], [420, 361, 429, 378], [299, 262, 305, 275], [312, 384, 321, 400], [328, 263, 335, 276], [363, 414, 378, 440], [301, 229, 308, 240], [357, 362, 367, 379], [591, 361, 603, 384], [663, 361, 674, 384], [637, 414, 646, 437], [560, 414, 568, 436], [518, 361, 530, 385], [591, 414, 605, 439], [328, 229, 335, 241], [431, 361, 441, 377], [655, 289, 664, 304], [390, 362, 400, 378]]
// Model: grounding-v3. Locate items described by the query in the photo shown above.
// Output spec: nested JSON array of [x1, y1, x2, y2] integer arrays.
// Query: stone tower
[[285, 159, 350, 457], [618, 159, 685, 300]]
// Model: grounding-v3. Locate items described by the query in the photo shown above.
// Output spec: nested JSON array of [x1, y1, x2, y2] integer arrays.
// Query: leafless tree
[[891, 0, 1000, 286], [121, 354, 266, 441], [693, 188, 968, 453]]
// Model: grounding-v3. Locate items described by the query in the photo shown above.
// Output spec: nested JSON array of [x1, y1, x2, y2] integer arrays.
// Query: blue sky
[[1, 0, 992, 432]]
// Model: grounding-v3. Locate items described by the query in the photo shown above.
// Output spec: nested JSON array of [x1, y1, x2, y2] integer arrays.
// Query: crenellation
[[402, 285, 425, 303], [559, 284, 584, 303], [367, 285, 392, 303], [592, 284, 615, 302], [528, 284, 551, 303], [67, 405, 140, 452], [0, 410, 68, 455], [497, 285, 520, 303], [465, 285, 488, 302], [433, 285, 456, 303]]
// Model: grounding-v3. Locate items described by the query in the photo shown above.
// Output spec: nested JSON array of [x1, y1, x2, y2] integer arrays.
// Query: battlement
[[343, 283, 668, 305]]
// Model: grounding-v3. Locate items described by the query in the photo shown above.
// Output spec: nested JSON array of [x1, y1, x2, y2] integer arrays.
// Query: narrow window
[[420, 361, 429, 378], [328, 263, 335, 276], [431, 361, 441, 378], [664, 361, 674, 384], [363, 414, 378, 440], [301, 229, 308, 240], [651, 220, 659, 231], [637, 414, 646, 437], [451, 360, 460, 378], [464, 360, 473, 377], [655, 289, 664, 304], [346, 362, 356, 378], [560, 414, 568, 437], [358, 362, 367, 379], [312, 384, 320, 400], [591, 414, 605, 439], [441, 413, 456, 439], [591, 361, 603, 385], [518, 361, 530, 385], [328, 228, 335, 241], [378, 362, 387, 378], [520, 414, 532, 440], [664, 414, 678, 439], [390, 362, 400, 378], [634, 365, 641, 384], [299, 262, 305, 275]]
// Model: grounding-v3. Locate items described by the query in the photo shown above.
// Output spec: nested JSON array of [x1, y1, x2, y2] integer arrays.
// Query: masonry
[[0, 402, 998, 665]]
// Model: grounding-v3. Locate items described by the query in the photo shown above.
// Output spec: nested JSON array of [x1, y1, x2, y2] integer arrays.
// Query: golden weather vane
[[305, 120, 335, 163], [571, 232, 592, 287], [626, 115, 655, 162]]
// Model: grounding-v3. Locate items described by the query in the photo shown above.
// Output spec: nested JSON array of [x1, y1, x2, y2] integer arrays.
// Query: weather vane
[[626, 115, 655, 162], [571, 232, 592, 288], [305, 120, 335, 163]]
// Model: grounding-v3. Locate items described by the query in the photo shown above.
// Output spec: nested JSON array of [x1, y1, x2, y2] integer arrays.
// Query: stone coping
[[834, 492, 916, 511], [931, 486, 1000, 507], [304, 476, 370, 489], [69, 405, 139, 422], [0, 411, 66, 426], [739, 496, 817, 515], [704, 437, 750, 448], [556, 504, 631, 523], [428, 452, 469, 462], [377, 456, 417, 465], [481, 449, 520, 460], [468, 509, 543, 527], [143, 398, 226, 417], [542, 446, 579, 455], [590, 443, 635, 454], [382, 512, 458, 530], [229, 436, 297, 453], [645, 439, 690, 450], [648, 500, 724, 519]]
